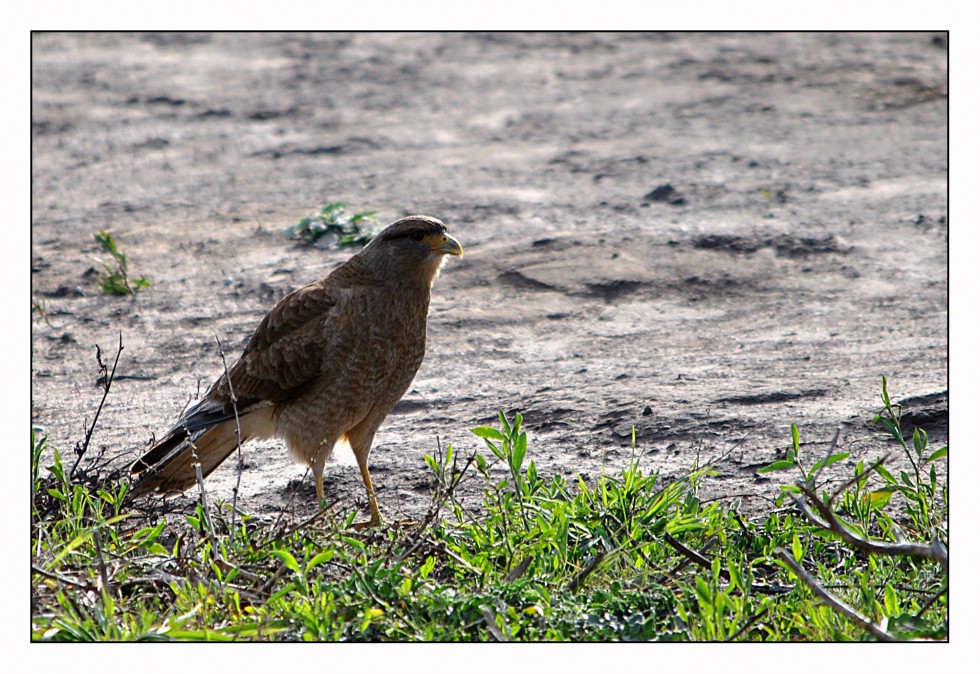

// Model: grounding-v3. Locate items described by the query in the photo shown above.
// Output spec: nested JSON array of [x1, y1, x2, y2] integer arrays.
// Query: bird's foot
[[351, 517, 382, 531], [350, 516, 418, 531], [388, 517, 419, 529]]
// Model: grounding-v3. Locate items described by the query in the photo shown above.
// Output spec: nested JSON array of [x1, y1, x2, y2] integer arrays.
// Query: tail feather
[[130, 406, 276, 498], [130, 427, 191, 475]]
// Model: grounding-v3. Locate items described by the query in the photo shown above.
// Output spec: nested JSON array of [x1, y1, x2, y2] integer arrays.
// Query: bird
[[129, 215, 463, 527]]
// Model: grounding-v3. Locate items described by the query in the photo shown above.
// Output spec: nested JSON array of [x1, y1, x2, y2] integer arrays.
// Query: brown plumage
[[129, 215, 463, 526]]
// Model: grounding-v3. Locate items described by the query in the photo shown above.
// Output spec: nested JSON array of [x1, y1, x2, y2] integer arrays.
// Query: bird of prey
[[129, 215, 463, 527]]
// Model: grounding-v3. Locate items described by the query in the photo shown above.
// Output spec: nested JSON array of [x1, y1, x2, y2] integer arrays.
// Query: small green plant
[[32, 298, 53, 326], [92, 230, 151, 295], [31, 382, 947, 642], [287, 202, 379, 249], [760, 377, 948, 641], [31, 427, 47, 502], [871, 377, 948, 532]]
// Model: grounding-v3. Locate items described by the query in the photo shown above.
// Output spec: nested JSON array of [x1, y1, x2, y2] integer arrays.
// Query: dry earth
[[31, 32, 948, 523]]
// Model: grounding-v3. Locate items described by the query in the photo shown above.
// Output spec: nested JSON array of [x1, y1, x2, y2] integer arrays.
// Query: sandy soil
[[31, 32, 948, 522]]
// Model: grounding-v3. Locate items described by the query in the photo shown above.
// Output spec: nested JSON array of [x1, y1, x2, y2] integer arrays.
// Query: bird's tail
[[129, 406, 275, 498]]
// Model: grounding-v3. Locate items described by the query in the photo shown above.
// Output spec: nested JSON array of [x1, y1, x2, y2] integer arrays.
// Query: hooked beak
[[427, 233, 464, 258]]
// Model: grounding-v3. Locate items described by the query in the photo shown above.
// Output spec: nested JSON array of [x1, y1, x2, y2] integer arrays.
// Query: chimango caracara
[[130, 215, 463, 527]]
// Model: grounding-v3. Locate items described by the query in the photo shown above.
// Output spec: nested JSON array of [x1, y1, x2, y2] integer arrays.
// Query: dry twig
[[777, 548, 898, 642], [811, 425, 841, 487], [726, 609, 766, 642], [789, 482, 948, 572], [566, 551, 606, 592], [480, 605, 510, 642], [71, 333, 124, 479], [664, 532, 715, 571], [214, 334, 245, 534]]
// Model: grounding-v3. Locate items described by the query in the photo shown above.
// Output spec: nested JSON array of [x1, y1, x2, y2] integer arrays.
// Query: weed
[[32, 297, 54, 326], [92, 230, 151, 295], [760, 377, 947, 640], [31, 382, 947, 641], [287, 202, 379, 249], [32, 427, 47, 503]]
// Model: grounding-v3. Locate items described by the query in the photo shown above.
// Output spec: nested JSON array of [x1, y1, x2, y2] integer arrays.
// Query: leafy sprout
[[92, 229, 151, 296], [287, 202, 379, 249]]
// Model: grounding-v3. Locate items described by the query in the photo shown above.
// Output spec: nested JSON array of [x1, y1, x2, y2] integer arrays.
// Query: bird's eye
[[410, 231, 426, 242]]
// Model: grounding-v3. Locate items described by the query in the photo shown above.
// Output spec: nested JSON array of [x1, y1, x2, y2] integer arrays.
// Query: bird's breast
[[335, 288, 430, 404]]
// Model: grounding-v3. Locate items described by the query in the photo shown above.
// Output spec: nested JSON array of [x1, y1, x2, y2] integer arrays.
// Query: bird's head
[[365, 215, 463, 287]]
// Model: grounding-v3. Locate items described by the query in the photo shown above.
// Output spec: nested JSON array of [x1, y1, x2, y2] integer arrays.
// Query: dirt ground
[[31, 32, 948, 523]]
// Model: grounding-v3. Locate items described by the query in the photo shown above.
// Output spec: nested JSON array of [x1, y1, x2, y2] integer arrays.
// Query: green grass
[[286, 202, 379, 249], [92, 230, 151, 295], [31, 380, 947, 641]]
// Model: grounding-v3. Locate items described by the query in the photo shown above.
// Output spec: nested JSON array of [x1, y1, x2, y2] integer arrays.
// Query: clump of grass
[[760, 376, 947, 641], [31, 382, 947, 641], [32, 298, 52, 326], [92, 230, 150, 295], [287, 202, 379, 249]]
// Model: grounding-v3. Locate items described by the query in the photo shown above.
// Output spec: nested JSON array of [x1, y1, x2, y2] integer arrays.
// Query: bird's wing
[[208, 283, 339, 407], [204, 259, 382, 412]]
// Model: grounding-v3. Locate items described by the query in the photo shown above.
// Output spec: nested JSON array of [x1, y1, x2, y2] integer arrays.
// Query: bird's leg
[[310, 454, 328, 510], [353, 457, 383, 529]]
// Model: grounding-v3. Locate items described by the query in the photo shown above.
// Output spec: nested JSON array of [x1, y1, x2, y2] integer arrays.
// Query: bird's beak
[[428, 233, 464, 259]]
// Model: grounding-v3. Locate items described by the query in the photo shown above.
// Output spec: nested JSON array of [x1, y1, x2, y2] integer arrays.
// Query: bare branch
[[566, 550, 606, 592], [811, 425, 841, 487], [657, 533, 794, 596], [828, 454, 890, 503], [194, 456, 218, 552], [916, 585, 948, 618], [274, 498, 342, 542], [726, 609, 766, 641], [214, 334, 244, 537], [71, 332, 124, 479], [256, 562, 292, 599], [31, 564, 91, 589], [791, 482, 948, 572], [480, 606, 509, 642], [505, 556, 533, 583], [664, 532, 715, 572], [388, 443, 482, 569], [776, 548, 898, 642], [92, 529, 111, 594]]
